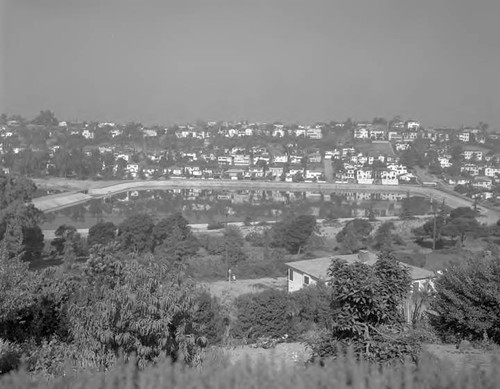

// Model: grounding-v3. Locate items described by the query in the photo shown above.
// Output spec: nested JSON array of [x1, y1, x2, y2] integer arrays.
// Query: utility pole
[[224, 209, 230, 287], [432, 198, 437, 251]]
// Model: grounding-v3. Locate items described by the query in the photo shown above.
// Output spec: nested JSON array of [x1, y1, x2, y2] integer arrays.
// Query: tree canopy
[[441, 207, 480, 245], [117, 214, 155, 253], [336, 218, 373, 253], [270, 214, 317, 254], [69, 247, 204, 366], [87, 221, 117, 248]]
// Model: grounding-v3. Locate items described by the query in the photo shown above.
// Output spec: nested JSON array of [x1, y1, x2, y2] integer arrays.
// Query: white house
[[463, 150, 483, 161], [285, 251, 435, 322], [286, 251, 435, 293], [356, 168, 373, 184], [305, 168, 324, 180], [458, 132, 470, 142], [217, 156, 233, 165], [82, 129, 95, 139], [380, 170, 399, 185], [472, 176, 493, 190], [233, 155, 251, 166], [437, 157, 451, 168], [354, 127, 369, 139], [484, 167, 500, 178], [460, 164, 481, 176], [306, 128, 323, 139], [272, 154, 288, 164], [406, 121, 420, 130], [387, 164, 408, 176]]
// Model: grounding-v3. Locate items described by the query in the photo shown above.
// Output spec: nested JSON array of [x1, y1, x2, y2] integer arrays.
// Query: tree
[[152, 212, 190, 248], [87, 221, 117, 247], [117, 214, 154, 253], [31, 110, 58, 127], [308, 252, 414, 363], [441, 217, 480, 245], [69, 248, 204, 367], [431, 254, 500, 344], [373, 221, 403, 251], [153, 213, 198, 261], [222, 225, 247, 265], [271, 215, 317, 254], [0, 174, 44, 259], [441, 207, 480, 245], [412, 216, 446, 246], [336, 219, 373, 253], [399, 191, 415, 220], [21, 225, 44, 261], [51, 224, 84, 257]]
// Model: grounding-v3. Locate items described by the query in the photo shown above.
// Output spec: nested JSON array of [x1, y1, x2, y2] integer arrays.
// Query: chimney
[[358, 250, 371, 262]]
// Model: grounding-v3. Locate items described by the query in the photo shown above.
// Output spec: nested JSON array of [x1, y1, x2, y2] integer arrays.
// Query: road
[[31, 178, 500, 224]]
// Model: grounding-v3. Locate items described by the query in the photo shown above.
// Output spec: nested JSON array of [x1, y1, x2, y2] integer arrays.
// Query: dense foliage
[[69, 247, 204, 367], [270, 214, 317, 254], [336, 218, 373, 253], [231, 285, 333, 341], [87, 222, 117, 247], [308, 252, 415, 363], [413, 206, 481, 247], [0, 173, 44, 261], [431, 254, 500, 344], [232, 289, 295, 340]]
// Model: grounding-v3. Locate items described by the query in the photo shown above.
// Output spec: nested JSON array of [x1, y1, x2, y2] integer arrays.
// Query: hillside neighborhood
[[2, 113, 500, 205]]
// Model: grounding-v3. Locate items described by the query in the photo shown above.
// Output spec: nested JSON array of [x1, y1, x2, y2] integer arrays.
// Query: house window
[[289, 269, 293, 281], [304, 275, 310, 285]]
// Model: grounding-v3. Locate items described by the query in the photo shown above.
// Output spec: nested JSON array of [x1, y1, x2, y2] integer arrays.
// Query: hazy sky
[[2, 0, 500, 127]]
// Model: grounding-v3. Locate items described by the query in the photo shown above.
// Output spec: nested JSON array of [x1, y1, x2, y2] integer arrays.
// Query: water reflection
[[42, 189, 431, 229]]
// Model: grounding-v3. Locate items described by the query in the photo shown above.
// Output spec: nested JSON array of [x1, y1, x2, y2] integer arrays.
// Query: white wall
[[287, 268, 317, 292]]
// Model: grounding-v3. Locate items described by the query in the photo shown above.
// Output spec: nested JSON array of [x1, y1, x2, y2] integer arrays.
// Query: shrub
[[192, 291, 229, 345], [290, 284, 331, 333], [68, 250, 205, 368], [245, 231, 267, 247], [430, 255, 500, 344], [232, 289, 296, 340], [306, 252, 416, 363], [0, 339, 21, 375]]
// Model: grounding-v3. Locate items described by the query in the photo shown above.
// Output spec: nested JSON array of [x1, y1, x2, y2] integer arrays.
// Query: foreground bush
[[1, 352, 500, 389], [431, 255, 500, 344], [232, 289, 295, 340]]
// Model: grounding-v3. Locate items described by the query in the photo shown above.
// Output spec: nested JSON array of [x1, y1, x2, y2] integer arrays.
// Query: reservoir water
[[41, 189, 432, 229]]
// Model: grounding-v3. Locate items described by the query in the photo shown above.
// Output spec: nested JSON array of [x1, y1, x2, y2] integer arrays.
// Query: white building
[[354, 127, 369, 139], [458, 132, 470, 142], [356, 168, 373, 184], [380, 170, 399, 185], [406, 121, 420, 130], [286, 251, 434, 293], [306, 128, 323, 139], [272, 154, 288, 164], [484, 167, 500, 178]]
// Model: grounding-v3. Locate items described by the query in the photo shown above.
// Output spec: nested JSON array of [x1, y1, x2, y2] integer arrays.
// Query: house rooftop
[[286, 251, 435, 282]]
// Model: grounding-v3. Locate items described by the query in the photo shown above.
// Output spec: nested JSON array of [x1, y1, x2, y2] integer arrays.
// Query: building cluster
[[1, 116, 499, 200]]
